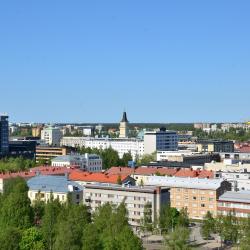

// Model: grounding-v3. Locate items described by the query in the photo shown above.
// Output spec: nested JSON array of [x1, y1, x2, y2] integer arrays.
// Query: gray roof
[[52, 154, 100, 162], [219, 191, 250, 204], [27, 175, 83, 193], [146, 176, 225, 190]]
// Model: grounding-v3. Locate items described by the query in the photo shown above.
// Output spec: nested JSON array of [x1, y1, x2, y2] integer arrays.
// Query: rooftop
[[51, 154, 100, 162], [146, 176, 225, 190], [219, 191, 250, 204], [27, 175, 83, 193], [69, 170, 131, 184]]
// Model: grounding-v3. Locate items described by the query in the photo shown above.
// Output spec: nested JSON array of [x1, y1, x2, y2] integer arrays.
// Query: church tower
[[119, 111, 129, 138]]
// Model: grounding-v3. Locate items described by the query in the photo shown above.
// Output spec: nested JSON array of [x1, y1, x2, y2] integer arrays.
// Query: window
[[193, 196, 197, 200], [201, 204, 205, 207], [76, 194, 80, 199]]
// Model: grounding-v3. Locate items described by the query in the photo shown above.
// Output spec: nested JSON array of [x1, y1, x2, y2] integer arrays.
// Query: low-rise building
[[83, 183, 170, 228], [51, 154, 102, 172], [218, 191, 250, 218], [27, 175, 83, 204], [144, 176, 231, 219]]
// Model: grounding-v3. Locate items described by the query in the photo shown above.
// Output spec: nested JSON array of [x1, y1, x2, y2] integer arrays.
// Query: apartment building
[[27, 175, 83, 204], [61, 137, 144, 160], [0, 114, 9, 156], [36, 146, 71, 164], [145, 176, 231, 219], [218, 191, 250, 218], [51, 153, 102, 172], [83, 184, 170, 228]]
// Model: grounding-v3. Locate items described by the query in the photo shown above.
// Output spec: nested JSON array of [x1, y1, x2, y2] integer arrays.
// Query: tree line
[[0, 157, 36, 173], [0, 177, 143, 250]]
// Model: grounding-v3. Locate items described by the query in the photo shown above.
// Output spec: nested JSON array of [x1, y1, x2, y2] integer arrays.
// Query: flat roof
[[84, 183, 169, 194], [146, 176, 224, 190], [219, 191, 250, 204]]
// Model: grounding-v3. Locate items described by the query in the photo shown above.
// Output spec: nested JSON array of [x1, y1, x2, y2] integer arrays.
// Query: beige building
[[36, 146, 71, 164], [32, 126, 43, 137], [27, 175, 83, 204], [145, 176, 231, 219], [83, 184, 170, 228], [119, 112, 129, 138]]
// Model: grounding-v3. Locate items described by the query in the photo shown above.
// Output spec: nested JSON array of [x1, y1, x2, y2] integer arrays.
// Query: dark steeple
[[121, 111, 128, 122]]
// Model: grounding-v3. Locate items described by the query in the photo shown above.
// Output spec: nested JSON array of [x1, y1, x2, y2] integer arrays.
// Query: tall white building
[[61, 137, 144, 160], [41, 127, 62, 146], [51, 153, 102, 172], [144, 128, 178, 155]]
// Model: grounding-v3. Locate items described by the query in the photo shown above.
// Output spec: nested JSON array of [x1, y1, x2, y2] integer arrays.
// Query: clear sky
[[0, 1, 250, 123]]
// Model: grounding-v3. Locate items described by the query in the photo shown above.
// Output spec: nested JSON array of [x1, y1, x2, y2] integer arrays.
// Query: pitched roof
[[106, 167, 135, 175], [69, 170, 130, 184], [134, 167, 177, 176]]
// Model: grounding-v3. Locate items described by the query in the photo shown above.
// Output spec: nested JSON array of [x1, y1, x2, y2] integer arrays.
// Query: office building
[[51, 153, 102, 172], [196, 140, 234, 153], [41, 127, 62, 146], [83, 184, 170, 228], [144, 128, 178, 155], [119, 111, 129, 138], [0, 114, 9, 156], [27, 175, 83, 204], [36, 146, 72, 164]]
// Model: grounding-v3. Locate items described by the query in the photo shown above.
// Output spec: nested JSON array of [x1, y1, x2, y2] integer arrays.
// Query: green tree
[[141, 202, 153, 232], [177, 208, 189, 228], [159, 205, 180, 233], [164, 226, 191, 250], [0, 179, 33, 229], [137, 152, 156, 165], [201, 211, 215, 240], [53, 204, 91, 250], [120, 152, 133, 166], [0, 227, 21, 250], [82, 224, 101, 250], [19, 227, 45, 250], [41, 199, 62, 250]]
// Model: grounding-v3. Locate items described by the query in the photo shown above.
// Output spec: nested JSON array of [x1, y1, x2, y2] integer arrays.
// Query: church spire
[[121, 111, 128, 123]]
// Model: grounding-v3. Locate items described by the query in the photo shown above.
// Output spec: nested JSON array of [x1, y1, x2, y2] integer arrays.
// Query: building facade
[[51, 154, 102, 172], [36, 146, 71, 164], [218, 191, 250, 218], [41, 127, 62, 146], [144, 128, 178, 155], [197, 140, 234, 153], [0, 115, 9, 156], [83, 184, 170, 228], [27, 175, 83, 204], [61, 137, 144, 160], [145, 176, 231, 219]]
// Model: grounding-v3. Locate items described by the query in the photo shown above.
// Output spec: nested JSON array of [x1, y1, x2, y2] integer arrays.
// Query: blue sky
[[0, 1, 249, 123]]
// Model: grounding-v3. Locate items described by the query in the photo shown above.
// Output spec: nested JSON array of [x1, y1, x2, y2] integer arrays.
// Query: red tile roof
[[106, 167, 213, 179], [69, 170, 129, 184]]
